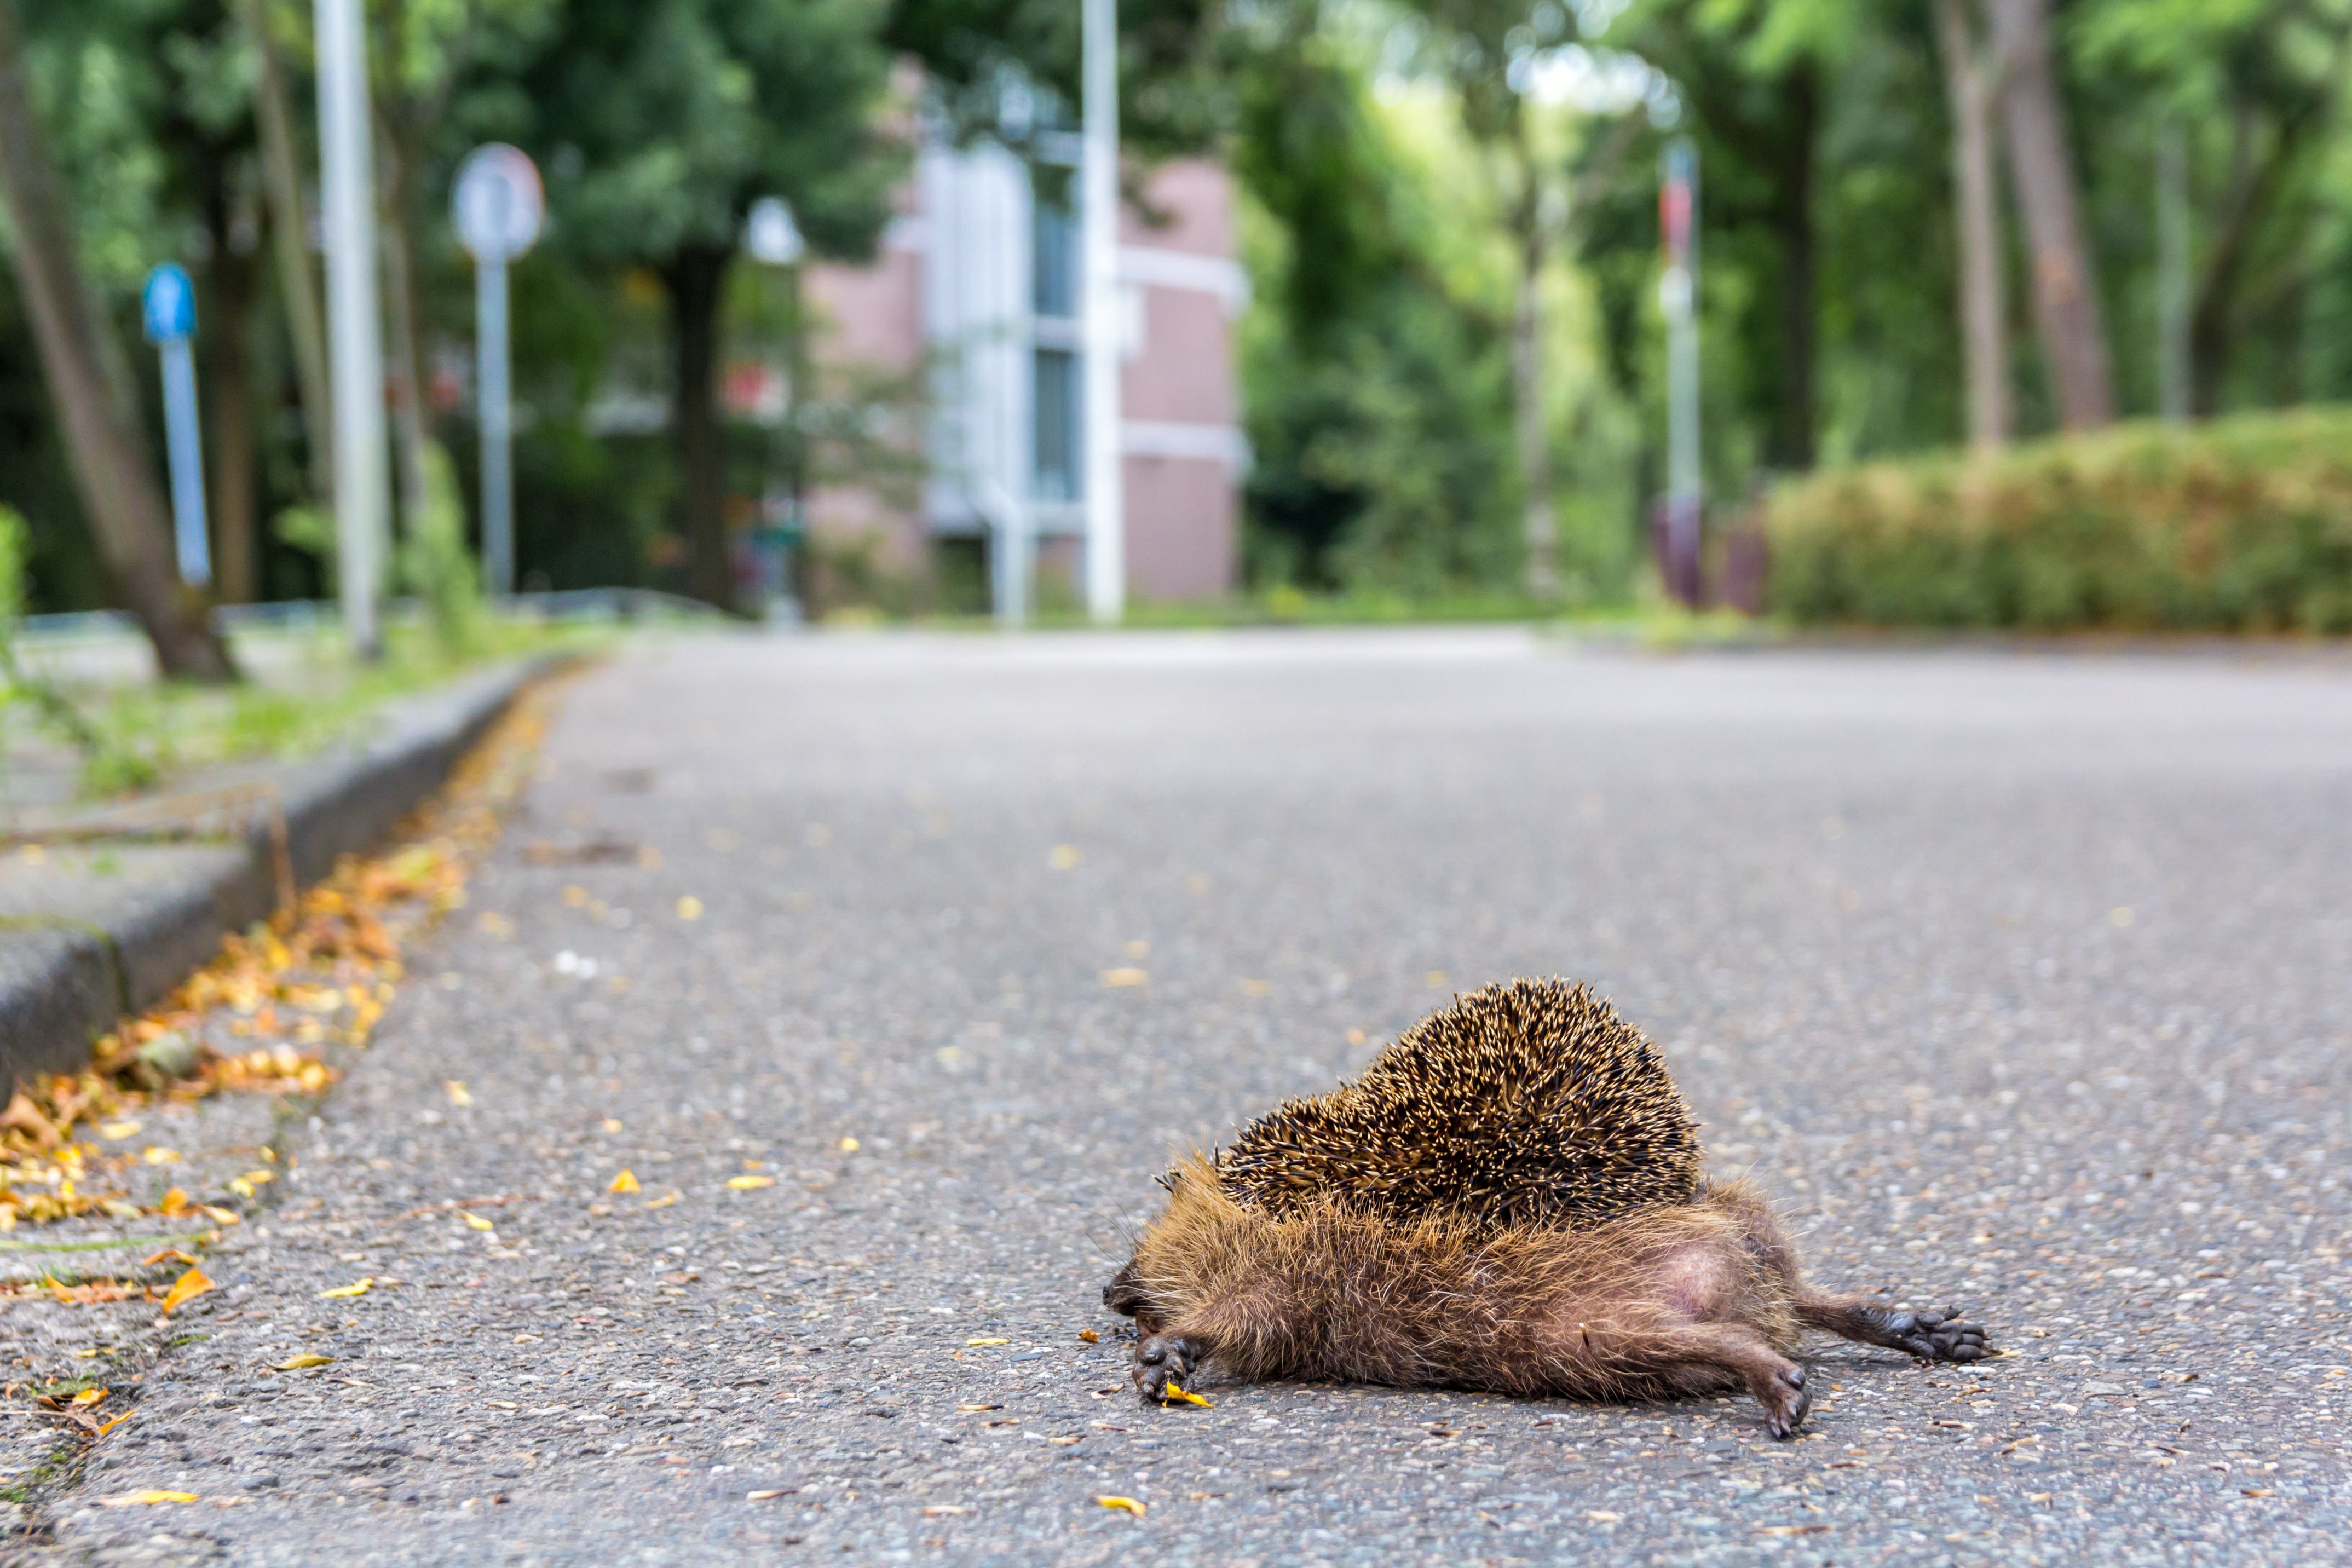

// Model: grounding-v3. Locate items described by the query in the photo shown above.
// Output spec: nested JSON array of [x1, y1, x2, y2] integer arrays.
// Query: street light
[[313, 0, 387, 657], [1081, 0, 1124, 625]]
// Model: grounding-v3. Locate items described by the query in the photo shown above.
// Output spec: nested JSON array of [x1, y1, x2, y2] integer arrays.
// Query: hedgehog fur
[[1208, 978, 1703, 1232]]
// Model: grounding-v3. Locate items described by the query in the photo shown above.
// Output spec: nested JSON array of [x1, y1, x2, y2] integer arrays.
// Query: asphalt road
[[49, 629, 2352, 1565]]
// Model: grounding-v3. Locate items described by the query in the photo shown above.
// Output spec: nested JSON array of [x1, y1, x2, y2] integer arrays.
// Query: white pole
[[157, 337, 211, 586], [314, 0, 387, 657], [1661, 138, 1701, 605], [477, 253, 514, 595], [1080, 0, 1124, 624]]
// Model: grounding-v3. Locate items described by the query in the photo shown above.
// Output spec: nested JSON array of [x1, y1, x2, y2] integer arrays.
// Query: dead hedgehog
[[1103, 978, 1987, 1438]]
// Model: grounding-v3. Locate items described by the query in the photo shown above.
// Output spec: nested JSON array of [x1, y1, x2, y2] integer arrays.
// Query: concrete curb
[[0, 655, 561, 1087]]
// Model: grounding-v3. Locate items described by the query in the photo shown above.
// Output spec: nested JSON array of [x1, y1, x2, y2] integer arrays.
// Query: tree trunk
[[239, 0, 333, 501], [1984, 0, 2111, 430], [201, 186, 262, 603], [0, 0, 235, 678], [1935, 0, 2009, 449], [1509, 116, 1556, 602], [664, 243, 736, 614], [1767, 62, 1819, 470]]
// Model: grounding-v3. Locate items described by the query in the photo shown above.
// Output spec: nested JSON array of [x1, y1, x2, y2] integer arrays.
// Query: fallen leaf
[[608, 1169, 639, 1194], [838, 1136, 860, 1152], [1078, 1329, 1099, 1344], [966, 1338, 1010, 1347], [158, 1267, 212, 1316], [318, 1278, 373, 1299], [1758, 1525, 1833, 1536], [155, 1188, 191, 1217], [97, 1121, 141, 1140], [460, 1212, 495, 1231], [141, 1248, 200, 1268], [746, 1489, 789, 1502], [921, 1504, 971, 1516], [1095, 1495, 1145, 1517], [602, 1117, 624, 1133], [273, 1353, 335, 1371], [644, 1191, 679, 1210], [1049, 845, 1080, 870], [676, 896, 704, 921], [142, 1146, 181, 1166], [94, 1413, 130, 1437], [726, 1175, 775, 1190], [1049, 1434, 1082, 1445], [445, 1080, 474, 1108], [956, 1403, 1002, 1413], [70, 1388, 107, 1407], [2242, 1488, 2276, 1498], [101, 1491, 200, 1506], [1587, 1511, 1621, 1523], [1160, 1380, 1212, 1409], [1100, 968, 1148, 988]]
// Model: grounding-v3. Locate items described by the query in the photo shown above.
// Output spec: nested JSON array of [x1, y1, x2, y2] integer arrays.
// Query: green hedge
[[1765, 408, 2352, 632]]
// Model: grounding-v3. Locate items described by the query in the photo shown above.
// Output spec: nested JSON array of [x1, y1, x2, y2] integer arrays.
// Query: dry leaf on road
[[1095, 1495, 1146, 1517], [445, 1081, 474, 1108], [461, 1212, 495, 1231], [318, 1278, 373, 1299], [966, 1337, 1010, 1347], [100, 1491, 200, 1506], [158, 1267, 212, 1316], [273, 1353, 335, 1371], [608, 1169, 640, 1194], [1159, 1380, 1212, 1409], [725, 1175, 775, 1190], [69, 1388, 107, 1407]]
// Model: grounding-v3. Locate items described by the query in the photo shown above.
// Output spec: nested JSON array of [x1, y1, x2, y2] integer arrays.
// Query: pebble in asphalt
[[44, 630, 2352, 1565]]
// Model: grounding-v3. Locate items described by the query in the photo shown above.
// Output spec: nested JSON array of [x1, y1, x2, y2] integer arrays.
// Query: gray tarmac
[[42, 629, 2352, 1565]]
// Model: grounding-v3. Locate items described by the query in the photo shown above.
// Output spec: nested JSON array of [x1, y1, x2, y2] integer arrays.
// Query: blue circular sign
[[142, 263, 195, 343]]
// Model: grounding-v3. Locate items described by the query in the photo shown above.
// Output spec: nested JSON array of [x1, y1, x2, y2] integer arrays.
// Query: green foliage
[[396, 441, 487, 658], [1765, 407, 2352, 631]]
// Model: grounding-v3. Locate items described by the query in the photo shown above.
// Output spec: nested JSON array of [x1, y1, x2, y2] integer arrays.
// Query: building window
[[1033, 197, 1077, 320], [1033, 347, 1080, 502]]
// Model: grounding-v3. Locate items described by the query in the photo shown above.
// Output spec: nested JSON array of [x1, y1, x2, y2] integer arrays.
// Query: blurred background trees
[[3, 0, 2351, 624]]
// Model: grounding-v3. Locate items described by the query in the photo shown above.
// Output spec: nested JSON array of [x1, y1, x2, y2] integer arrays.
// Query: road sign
[[454, 145, 543, 596], [746, 198, 803, 266], [453, 144, 544, 262], [142, 264, 210, 586], [142, 263, 196, 343]]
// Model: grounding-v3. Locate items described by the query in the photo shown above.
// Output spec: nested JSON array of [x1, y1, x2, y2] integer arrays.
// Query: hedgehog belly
[[1212, 978, 1703, 1232]]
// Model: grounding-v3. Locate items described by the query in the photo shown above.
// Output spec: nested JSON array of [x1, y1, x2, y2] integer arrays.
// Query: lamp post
[[1081, 0, 1124, 625], [313, 0, 386, 656]]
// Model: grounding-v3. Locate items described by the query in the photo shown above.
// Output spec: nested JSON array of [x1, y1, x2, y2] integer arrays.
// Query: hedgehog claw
[[1133, 1335, 1203, 1404], [1890, 1306, 1990, 1363], [1760, 1362, 1811, 1440]]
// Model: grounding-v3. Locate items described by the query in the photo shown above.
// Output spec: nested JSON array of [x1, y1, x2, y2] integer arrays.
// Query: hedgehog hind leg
[[1798, 1293, 1990, 1363], [1638, 1321, 1812, 1440]]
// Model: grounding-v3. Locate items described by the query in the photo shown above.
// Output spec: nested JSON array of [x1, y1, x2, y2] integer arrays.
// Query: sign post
[[1657, 138, 1702, 607], [1081, 0, 1124, 625], [453, 144, 545, 598], [142, 263, 211, 588]]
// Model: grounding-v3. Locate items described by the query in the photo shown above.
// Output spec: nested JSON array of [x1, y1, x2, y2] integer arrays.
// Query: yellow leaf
[[158, 1267, 212, 1316], [142, 1146, 180, 1166], [1100, 967, 1148, 988], [318, 1278, 373, 1299], [1078, 1329, 1099, 1344], [274, 1353, 335, 1370], [238, 1169, 274, 1186], [726, 1175, 775, 1190], [1095, 1495, 1146, 1517], [746, 1489, 788, 1502], [228, 1178, 254, 1199], [676, 896, 704, 921], [602, 1117, 624, 1133], [97, 1121, 141, 1140], [643, 1191, 679, 1209], [70, 1388, 107, 1407], [609, 1169, 640, 1194], [200, 1205, 239, 1225], [101, 1490, 200, 1506], [445, 1080, 474, 1108], [966, 1337, 1010, 1347], [94, 1413, 130, 1437], [460, 1211, 494, 1231], [838, 1137, 860, 1152], [1160, 1379, 1212, 1409], [1049, 845, 1080, 870], [141, 1248, 200, 1267]]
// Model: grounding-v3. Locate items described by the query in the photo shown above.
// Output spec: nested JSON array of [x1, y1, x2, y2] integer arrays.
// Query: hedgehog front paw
[[1132, 1335, 1202, 1404], [1760, 1362, 1811, 1440], [1885, 1305, 1989, 1363]]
